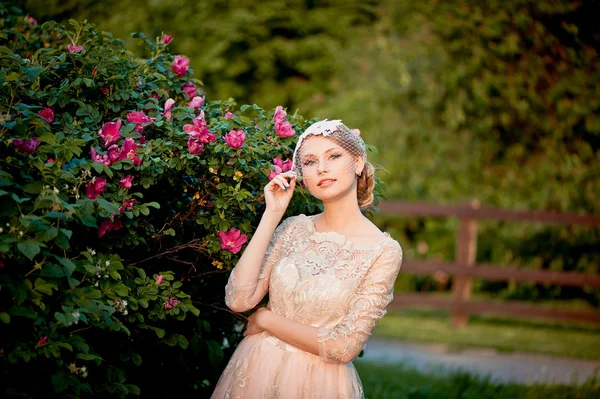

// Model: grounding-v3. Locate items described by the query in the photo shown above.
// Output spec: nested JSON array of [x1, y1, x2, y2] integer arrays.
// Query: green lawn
[[355, 361, 600, 399], [373, 308, 600, 360]]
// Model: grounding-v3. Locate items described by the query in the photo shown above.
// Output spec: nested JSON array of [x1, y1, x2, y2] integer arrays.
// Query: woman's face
[[297, 136, 363, 203]]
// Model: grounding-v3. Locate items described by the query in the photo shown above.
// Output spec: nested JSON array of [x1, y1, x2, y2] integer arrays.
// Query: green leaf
[[126, 384, 141, 395], [131, 352, 142, 366], [0, 46, 14, 55], [97, 198, 120, 214], [24, 67, 43, 82], [17, 241, 41, 260], [177, 335, 189, 349], [0, 312, 10, 323]]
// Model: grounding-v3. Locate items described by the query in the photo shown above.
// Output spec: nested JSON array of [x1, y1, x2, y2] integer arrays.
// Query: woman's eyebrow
[[302, 147, 342, 157]]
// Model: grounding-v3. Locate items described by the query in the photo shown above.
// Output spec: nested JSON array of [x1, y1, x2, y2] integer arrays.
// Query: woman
[[211, 119, 403, 398]]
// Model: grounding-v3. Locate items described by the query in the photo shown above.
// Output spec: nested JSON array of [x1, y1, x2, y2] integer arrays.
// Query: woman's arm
[[251, 240, 403, 364], [224, 171, 297, 312]]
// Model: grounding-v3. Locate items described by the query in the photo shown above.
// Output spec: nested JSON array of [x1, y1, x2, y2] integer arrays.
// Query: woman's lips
[[317, 179, 336, 187]]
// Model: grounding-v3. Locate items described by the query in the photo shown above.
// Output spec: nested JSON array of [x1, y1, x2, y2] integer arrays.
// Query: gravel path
[[359, 336, 600, 386]]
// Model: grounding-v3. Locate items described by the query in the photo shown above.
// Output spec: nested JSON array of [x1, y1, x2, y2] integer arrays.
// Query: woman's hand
[[264, 170, 296, 215], [243, 307, 271, 337]]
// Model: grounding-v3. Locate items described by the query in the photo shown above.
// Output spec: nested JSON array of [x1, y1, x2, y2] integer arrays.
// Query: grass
[[373, 307, 600, 360], [354, 361, 600, 399]]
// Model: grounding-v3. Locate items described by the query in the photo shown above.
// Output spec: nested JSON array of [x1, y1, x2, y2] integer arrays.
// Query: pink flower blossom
[[181, 82, 196, 98], [127, 111, 153, 132], [351, 128, 361, 136], [223, 130, 246, 149], [273, 106, 287, 125], [275, 121, 295, 138], [98, 120, 122, 148], [13, 137, 40, 154], [224, 112, 235, 119], [107, 144, 121, 163], [187, 137, 204, 154], [164, 297, 180, 309], [119, 198, 137, 213], [188, 96, 204, 110], [119, 175, 134, 190], [162, 98, 175, 120], [38, 108, 54, 123], [100, 86, 109, 96], [156, 275, 164, 285], [38, 336, 48, 345], [26, 17, 38, 25], [172, 55, 189, 76], [91, 147, 111, 166], [68, 44, 83, 53], [183, 112, 216, 144], [217, 228, 248, 254], [86, 177, 107, 200], [268, 157, 293, 180], [161, 33, 173, 45], [98, 217, 123, 238], [119, 137, 142, 166]]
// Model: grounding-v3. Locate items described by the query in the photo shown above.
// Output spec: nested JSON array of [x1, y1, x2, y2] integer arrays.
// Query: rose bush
[[0, 7, 352, 398]]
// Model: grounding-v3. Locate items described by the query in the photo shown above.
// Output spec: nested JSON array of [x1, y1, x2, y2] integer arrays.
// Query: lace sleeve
[[316, 240, 403, 364], [224, 216, 296, 312]]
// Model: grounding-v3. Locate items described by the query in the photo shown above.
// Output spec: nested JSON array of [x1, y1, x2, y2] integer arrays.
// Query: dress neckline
[[303, 214, 392, 250]]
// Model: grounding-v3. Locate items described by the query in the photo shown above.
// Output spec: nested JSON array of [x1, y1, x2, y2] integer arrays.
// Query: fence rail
[[379, 200, 600, 327]]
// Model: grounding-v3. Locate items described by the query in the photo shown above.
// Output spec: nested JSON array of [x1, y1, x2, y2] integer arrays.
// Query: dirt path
[[359, 336, 600, 386]]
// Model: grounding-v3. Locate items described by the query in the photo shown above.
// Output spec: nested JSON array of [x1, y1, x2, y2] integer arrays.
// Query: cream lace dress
[[211, 214, 403, 399]]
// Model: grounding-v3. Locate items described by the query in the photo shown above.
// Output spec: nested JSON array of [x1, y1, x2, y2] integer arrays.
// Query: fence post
[[451, 199, 480, 327]]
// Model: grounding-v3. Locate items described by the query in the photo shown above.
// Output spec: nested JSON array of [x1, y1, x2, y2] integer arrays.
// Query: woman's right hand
[[264, 170, 296, 215]]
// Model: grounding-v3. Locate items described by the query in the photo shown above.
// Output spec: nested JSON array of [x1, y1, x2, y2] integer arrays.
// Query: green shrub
[[0, 6, 328, 397]]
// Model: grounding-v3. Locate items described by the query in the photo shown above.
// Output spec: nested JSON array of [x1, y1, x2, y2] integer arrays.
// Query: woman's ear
[[355, 157, 365, 177]]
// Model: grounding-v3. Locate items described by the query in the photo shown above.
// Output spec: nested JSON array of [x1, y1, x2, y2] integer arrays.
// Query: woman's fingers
[[270, 171, 296, 192]]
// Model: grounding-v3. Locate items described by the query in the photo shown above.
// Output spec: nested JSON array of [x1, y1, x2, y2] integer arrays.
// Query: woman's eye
[[303, 159, 316, 166], [329, 154, 342, 160]]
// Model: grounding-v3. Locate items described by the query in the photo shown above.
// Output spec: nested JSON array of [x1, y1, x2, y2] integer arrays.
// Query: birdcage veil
[[292, 119, 367, 182]]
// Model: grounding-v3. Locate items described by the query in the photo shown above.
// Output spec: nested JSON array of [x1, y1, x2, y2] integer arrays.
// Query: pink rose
[[127, 111, 153, 133], [107, 144, 121, 163], [187, 137, 204, 154], [164, 297, 180, 309], [273, 106, 287, 125], [98, 120, 122, 148], [275, 121, 295, 138], [172, 55, 189, 76], [100, 87, 109, 96], [26, 17, 38, 25], [224, 112, 235, 119], [156, 275, 164, 285], [161, 33, 173, 45], [86, 177, 107, 200], [13, 137, 41, 154], [162, 98, 175, 120], [119, 138, 142, 166], [38, 336, 48, 346], [119, 198, 137, 213], [38, 108, 54, 123], [188, 96, 204, 110], [217, 228, 248, 254], [268, 157, 293, 180], [68, 44, 83, 53], [223, 129, 245, 149], [119, 175, 134, 190], [183, 112, 216, 144], [98, 217, 123, 238], [181, 82, 196, 98], [91, 147, 111, 166]]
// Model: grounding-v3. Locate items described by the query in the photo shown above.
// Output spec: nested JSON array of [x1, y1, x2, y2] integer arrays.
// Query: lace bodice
[[225, 214, 403, 364]]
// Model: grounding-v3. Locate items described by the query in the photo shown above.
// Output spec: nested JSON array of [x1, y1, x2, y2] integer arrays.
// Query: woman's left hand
[[243, 307, 270, 337]]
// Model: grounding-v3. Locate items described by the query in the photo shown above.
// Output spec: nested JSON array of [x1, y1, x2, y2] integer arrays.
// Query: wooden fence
[[379, 200, 600, 327]]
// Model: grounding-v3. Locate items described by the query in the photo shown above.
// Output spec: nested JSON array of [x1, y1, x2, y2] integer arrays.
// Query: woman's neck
[[317, 194, 363, 234]]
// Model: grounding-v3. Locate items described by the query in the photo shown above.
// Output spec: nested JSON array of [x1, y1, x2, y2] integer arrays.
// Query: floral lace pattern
[[215, 214, 403, 397]]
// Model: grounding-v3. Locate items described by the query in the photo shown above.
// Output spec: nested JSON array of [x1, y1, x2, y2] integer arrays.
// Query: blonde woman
[[211, 120, 403, 398]]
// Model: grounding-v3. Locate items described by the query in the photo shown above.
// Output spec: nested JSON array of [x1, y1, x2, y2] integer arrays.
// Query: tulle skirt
[[211, 332, 365, 399]]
